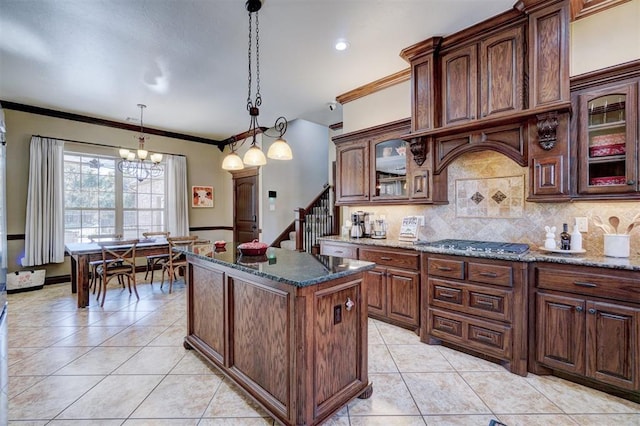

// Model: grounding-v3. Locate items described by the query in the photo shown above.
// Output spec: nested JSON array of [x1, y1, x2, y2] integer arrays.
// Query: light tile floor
[[6, 276, 640, 425]]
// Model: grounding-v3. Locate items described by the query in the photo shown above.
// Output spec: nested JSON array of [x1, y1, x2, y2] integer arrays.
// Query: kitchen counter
[[319, 236, 640, 271], [180, 244, 374, 426]]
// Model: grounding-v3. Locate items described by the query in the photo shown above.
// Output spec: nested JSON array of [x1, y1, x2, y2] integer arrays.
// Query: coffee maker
[[350, 211, 370, 238]]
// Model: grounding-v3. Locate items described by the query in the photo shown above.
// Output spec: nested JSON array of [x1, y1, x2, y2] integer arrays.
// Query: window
[[63, 151, 165, 243]]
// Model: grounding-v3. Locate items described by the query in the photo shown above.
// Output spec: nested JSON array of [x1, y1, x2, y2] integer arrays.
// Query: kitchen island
[[179, 245, 375, 426]]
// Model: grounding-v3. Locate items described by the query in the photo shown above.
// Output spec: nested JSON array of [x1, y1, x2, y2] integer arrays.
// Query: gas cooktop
[[415, 239, 530, 254]]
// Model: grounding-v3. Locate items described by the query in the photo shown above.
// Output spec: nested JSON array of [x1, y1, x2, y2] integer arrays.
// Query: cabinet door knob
[[588, 308, 597, 315], [575, 306, 584, 313], [345, 297, 355, 311]]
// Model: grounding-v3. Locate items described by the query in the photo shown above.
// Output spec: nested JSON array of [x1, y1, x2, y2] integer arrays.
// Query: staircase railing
[[270, 185, 339, 253]]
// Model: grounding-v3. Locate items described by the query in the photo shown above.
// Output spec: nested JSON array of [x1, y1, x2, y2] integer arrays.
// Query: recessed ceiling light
[[335, 40, 349, 51]]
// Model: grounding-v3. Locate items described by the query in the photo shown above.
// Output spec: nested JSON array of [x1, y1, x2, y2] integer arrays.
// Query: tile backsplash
[[346, 151, 640, 256]]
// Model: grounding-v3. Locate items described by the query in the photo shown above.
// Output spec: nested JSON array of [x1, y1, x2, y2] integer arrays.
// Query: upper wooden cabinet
[[333, 119, 447, 206], [571, 61, 640, 200]]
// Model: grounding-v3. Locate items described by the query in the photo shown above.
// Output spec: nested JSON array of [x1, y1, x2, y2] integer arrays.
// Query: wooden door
[[232, 168, 259, 244], [535, 292, 585, 375], [586, 301, 639, 391], [364, 267, 386, 317], [387, 267, 420, 329], [480, 25, 524, 118]]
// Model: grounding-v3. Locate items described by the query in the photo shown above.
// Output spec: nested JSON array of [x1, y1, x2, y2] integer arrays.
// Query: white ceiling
[[0, 0, 515, 141]]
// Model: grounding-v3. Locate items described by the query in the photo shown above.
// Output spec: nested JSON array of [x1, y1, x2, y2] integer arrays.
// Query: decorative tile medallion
[[455, 175, 524, 218]]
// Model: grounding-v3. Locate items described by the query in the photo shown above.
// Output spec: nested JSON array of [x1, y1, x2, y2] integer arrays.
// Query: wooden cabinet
[[360, 247, 421, 330], [333, 119, 446, 205], [335, 140, 369, 204], [441, 25, 524, 127], [423, 253, 528, 376], [320, 241, 421, 331], [533, 263, 640, 401], [570, 61, 640, 199]]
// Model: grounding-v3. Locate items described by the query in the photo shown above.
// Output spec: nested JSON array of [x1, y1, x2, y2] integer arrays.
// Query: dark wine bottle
[[560, 223, 571, 250]]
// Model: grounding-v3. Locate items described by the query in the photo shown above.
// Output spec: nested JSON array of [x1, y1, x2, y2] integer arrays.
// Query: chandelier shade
[[117, 104, 163, 182], [220, 0, 292, 171]]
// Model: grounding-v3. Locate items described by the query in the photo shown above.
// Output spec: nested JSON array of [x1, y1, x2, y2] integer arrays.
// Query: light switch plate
[[575, 217, 588, 233]]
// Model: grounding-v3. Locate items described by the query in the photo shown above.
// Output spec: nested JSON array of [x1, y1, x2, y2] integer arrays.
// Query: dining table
[[65, 238, 171, 308]]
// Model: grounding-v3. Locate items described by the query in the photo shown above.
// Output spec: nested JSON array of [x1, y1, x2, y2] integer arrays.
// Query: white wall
[[260, 119, 329, 244], [570, 0, 640, 76], [342, 81, 411, 133]]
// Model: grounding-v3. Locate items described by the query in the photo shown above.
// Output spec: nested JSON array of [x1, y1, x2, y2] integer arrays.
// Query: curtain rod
[[34, 135, 186, 158]]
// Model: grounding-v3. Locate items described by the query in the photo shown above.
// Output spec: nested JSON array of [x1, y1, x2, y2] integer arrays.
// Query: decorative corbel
[[536, 112, 559, 150], [408, 137, 428, 166]]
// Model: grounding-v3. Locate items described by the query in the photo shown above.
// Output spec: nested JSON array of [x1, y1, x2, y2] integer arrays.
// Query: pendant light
[[117, 104, 163, 182], [221, 0, 293, 170]]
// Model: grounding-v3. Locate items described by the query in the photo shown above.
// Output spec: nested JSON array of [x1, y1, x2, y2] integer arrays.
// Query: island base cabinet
[[185, 256, 371, 426], [536, 292, 640, 392]]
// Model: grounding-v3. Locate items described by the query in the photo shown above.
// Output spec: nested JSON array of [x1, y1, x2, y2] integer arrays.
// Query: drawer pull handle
[[574, 281, 597, 288], [575, 306, 584, 313], [345, 297, 355, 311], [437, 266, 453, 271], [476, 299, 495, 307], [476, 332, 495, 341], [380, 256, 392, 261], [479, 272, 498, 278], [588, 308, 597, 315], [438, 323, 455, 331], [439, 292, 456, 299]]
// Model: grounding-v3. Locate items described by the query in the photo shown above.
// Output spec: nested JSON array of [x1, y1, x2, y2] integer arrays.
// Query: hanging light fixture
[[117, 104, 163, 182], [221, 0, 293, 171]]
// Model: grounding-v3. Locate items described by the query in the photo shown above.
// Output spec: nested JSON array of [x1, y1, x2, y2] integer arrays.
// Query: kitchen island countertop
[[319, 236, 640, 272]]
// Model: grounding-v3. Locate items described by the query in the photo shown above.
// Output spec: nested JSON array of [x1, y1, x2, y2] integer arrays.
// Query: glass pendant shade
[[137, 148, 148, 160], [221, 152, 245, 170], [267, 138, 293, 160], [150, 153, 163, 163], [119, 148, 130, 159], [243, 145, 267, 166]]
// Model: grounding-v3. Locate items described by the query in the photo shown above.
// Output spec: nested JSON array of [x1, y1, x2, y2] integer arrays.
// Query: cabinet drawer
[[320, 242, 357, 259], [429, 278, 512, 322], [427, 258, 464, 279], [537, 266, 640, 303], [468, 262, 513, 287], [359, 248, 419, 270], [428, 308, 511, 359]]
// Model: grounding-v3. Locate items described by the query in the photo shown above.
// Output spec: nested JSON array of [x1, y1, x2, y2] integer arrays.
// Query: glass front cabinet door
[[372, 139, 408, 200], [578, 83, 638, 195]]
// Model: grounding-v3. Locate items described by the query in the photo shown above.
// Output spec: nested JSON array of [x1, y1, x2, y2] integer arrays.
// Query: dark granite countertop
[[176, 244, 375, 287], [319, 236, 640, 272]]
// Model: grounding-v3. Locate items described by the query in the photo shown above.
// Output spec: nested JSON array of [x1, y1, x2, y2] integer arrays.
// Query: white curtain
[[23, 136, 65, 266], [166, 154, 189, 236]]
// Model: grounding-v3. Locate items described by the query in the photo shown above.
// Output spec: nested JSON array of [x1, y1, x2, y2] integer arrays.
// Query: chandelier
[[117, 104, 163, 182], [221, 0, 293, 171]]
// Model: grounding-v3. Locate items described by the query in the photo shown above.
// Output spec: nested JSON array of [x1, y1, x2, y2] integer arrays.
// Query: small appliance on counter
[[371, 216, 388, 239], [350, 211, 371, 238]]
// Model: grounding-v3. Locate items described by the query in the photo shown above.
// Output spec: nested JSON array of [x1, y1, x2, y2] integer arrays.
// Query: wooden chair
[[88, 233, 123, 293], [141, 231, 170, 283], [161, 236, 198, 293], [95, 239, 139, 307]]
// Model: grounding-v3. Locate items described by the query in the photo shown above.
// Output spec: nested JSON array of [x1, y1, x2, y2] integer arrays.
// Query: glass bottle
[[560, 223, 571, 250]]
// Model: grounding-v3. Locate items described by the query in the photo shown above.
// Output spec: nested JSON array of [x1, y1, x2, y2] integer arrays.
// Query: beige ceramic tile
[[90, 310, 153, 327], [123, 420, 200, 426], [202, 381, 270, 418], [54, 346, 141, 375], [8, 375, 46, 398], [348, 373, 420, 416], [403, 372, 491, 415], [100, 325, 167, 346], [368, 321, 385, 345], [368, 344, 399, 373], [113, 346, 186, 375], [496, 414, 579, 425], [388, 344, 455, 372], [51, 325, 127, 346], [525, 374, 640, 414], [318, 415, 351, 426], [197, 418, 275, 425], [8, 375, 103, 420], [461, 371, 562, 414], [169, 351, 222, 375], [57, 375, 163, 419], [47, 420, 124, 425], [131, 374, 223, 418], [7, 347, 43, 366], [569, 414, 640, 425], [350, 416, 426, 425], [9, 326, 82, 348], [422, 415, 496, 425], [8, 346, 91, 376], [436, 346, 503, 372], [147, 323, 187, 346], [376, 321, 421, 345]]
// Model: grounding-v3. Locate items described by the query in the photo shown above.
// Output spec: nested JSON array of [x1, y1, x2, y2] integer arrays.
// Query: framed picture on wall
[[192, 186, 214, 208]]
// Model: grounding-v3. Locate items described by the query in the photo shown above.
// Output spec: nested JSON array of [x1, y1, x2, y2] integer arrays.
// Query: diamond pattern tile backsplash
[[347, 151, 640, 256], [456, 176, 523, 218]]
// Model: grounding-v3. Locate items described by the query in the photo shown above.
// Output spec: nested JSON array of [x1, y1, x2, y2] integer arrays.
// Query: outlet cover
[[575, 217, 588, 233]]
